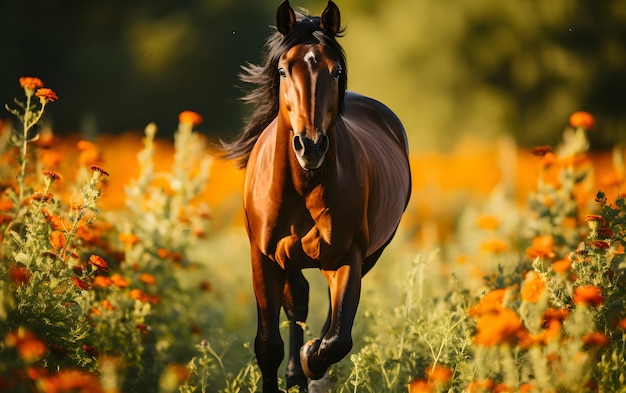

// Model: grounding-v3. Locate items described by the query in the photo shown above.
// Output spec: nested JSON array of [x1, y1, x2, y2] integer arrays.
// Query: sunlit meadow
[[1, 78, 626, 393]]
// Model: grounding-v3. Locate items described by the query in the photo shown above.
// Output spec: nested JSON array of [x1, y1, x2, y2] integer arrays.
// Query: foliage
[[2, 76, 626, 393]]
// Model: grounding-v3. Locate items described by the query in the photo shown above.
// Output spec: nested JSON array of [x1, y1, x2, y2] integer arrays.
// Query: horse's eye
[[278, 68, 287, 79], [331, 65, 342, 81]]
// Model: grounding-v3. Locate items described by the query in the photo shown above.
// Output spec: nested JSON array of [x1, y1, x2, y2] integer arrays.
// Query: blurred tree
[[1, 0, 625, 149]]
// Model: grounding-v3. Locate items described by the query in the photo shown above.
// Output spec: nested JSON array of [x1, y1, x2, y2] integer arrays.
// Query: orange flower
[[101, 299, 115, 310], [8, 327, 47, 363], [476, 214, 499, 230], [19, 76, 44, 90], [110, 273, 129, 288], [408, 379, 433, 393], [426, 364, 453, 383], [526, 235, 555, 260], [129, 288, 160, 304], [521, 271, 546, 303], [0, 198, 14, 211], [582, 332, 609, 348], [552, 258, 571, 273], [77, 140, 102, 167], [178, 110, 203, 126], [92, 276, 114, 288], [118, 232, 140, 246], [139, 273, 157, 286], [468, 288, 508, 317], [480, 238, 509, 253], [42, 170, 62, 182], [88, 255, 109, 272], [49, 230, 66, 249], [569, 111, 595, 130], [573, 285, 605, 307], [41, 369, 103, 393], [473, 308, 528, 347], [35, 88, 58, 103]]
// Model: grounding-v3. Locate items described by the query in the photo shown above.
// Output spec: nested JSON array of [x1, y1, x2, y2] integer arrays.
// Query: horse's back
[[340, 92, 411, 256]]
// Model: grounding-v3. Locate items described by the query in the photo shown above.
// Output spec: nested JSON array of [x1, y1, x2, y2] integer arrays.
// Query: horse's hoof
[[300, 339, 327, 380]]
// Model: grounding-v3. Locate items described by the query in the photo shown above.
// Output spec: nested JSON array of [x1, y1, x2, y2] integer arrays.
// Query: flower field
[[1, 78, 626, 392]]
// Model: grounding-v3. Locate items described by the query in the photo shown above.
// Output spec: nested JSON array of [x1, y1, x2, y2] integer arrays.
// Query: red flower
[[88, 255, 109, 272], [35, 88, 58, 103], [71, 276, 89, 290]]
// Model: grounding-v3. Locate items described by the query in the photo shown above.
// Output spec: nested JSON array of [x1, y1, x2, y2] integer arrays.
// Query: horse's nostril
[[317, 134, 329, 155], [293, 134, 304, 155]]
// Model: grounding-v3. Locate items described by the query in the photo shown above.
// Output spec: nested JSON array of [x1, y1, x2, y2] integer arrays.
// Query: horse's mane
[[218, 10, 347, 169]]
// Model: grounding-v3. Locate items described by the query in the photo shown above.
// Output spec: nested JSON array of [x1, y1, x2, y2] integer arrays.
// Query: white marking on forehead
[[304, 50, 317, 65]]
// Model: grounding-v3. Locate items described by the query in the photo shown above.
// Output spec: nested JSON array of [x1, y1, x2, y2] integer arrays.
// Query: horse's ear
[[320, 0, 341, 37], [277, 0, 296, 36]]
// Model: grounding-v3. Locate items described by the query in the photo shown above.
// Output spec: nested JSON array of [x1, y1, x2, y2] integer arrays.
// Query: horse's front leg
[[251, 248, 286, 392], [283, 270, 310, 391], [300, 245, 363, 380]]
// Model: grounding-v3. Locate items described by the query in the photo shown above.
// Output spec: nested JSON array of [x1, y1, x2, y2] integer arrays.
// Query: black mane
[[219, 10, 347, 169]]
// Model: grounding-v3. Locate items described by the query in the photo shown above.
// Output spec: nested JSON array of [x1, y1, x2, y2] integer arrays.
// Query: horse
[[220, 1, 411, 391]]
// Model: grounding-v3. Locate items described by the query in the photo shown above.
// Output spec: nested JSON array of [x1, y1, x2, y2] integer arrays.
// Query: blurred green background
[[2, 0, 625, 150]]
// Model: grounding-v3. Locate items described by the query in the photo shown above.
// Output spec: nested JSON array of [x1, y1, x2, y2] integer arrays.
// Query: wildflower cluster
[[0, 79, 214, 392]]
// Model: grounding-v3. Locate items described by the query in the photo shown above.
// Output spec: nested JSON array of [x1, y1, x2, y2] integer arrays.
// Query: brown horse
[[220, 1, 411, 391]]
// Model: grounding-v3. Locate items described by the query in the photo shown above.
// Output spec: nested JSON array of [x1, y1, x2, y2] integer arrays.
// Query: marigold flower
[[41, 369, 104, 393], [468, 288, 508, 317], [426, 364, 453, 383], [531, 145, 553, 157], [139, 273, 157, 285], [0, 198, 13, 211], [408, 379, 433, 393], [7, 328, 47, 363], [9, 265, 31, 285], [72, 276, 90, 290], [19, 76, 44, 90], [101, 299, 115, 310], [42, 170, 62, 182], [91, 166, 110, 176], [521, 271, 546, 303], [476, 214, 499, 230], [88, 255, 109, 272], [35, 88, 58, 103], [110, 273, 129, 288], [178, 110, 203, 126], [589, 240, 611, 250], [573, 285, 605, 307], [118, 232, 140, 246], [49, 230, 66, 249], [569, 111, 595, 130], [473, 308, 528, 347], [92, 276, 114, 288], [582, 332, 609, 348], [552, 258, 571, 273], [130, 288, 160, 304], [479, 238, 509, 253], [526, 235, 555, 260]]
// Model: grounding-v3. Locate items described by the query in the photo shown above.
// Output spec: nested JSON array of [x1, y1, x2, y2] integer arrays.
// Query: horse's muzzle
[[292, 133, 329, 170]]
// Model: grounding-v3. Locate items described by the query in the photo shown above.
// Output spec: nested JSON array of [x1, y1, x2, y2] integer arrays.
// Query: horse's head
[[276, 0, 345, 171]]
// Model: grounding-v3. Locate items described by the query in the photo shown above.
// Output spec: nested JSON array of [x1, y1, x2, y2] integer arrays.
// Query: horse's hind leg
[[301, 247, 363, 380], [283, 270, 310, 391], [251, 249, 286, 393]]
